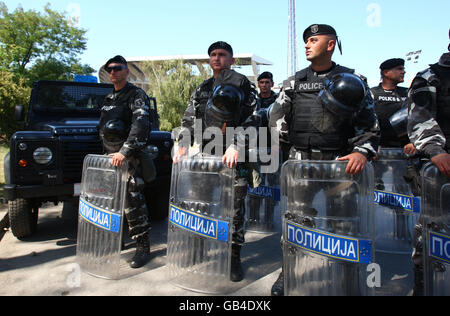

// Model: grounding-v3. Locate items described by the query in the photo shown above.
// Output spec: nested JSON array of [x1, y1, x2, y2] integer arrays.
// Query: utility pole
[[288, 0, 298, 77]]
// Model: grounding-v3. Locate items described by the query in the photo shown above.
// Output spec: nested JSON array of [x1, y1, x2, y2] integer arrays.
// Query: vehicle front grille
[[61, 140, 103, 182]]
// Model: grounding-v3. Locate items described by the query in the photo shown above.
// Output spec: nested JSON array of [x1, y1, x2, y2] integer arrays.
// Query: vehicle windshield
[[34, 83, 112, 113]]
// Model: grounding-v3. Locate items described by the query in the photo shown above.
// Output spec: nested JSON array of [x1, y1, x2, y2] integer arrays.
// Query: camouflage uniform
[[178, 70, 260, 246], [407, 52, 450, 296], [99, 82, 152, 239], [258, 91, 278, 110], [407, 54, 450, 157]]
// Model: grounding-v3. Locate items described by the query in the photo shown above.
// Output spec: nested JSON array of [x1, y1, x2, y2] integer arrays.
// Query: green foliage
[[27, 58, 94, 83], [0, 2, 94, 140], [142, 60, 210, 132], [0, 2, 93, 82], [0, 70, 30, 141]]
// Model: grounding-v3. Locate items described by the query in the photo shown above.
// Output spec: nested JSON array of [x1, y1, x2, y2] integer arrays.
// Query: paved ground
[[0, 202, 413, 296], [0, 202, 282, 296]]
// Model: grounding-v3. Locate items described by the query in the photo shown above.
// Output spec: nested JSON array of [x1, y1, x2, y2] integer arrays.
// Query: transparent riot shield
[[421, 163, 450, 296], [246, 157, 282, 233], [167, 154, 235, 294], [373, 148, 421, 254], [76, 155, 128, 280], [282, 160, 375, 296]]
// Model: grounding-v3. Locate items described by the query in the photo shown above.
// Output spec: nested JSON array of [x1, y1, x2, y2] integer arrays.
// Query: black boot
[[129, 232, 151, 269], [271, 271, 284, 296], [230, 244, 244, 282]]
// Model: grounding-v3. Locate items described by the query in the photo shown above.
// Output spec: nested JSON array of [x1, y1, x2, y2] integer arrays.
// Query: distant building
[[98, 53, 273, 91]]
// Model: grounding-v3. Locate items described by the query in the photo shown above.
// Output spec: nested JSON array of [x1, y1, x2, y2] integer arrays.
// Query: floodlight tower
[[288, 0, 298, 77]]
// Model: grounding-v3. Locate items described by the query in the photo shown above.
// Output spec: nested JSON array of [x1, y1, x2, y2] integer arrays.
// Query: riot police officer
[[371, 58, 416, 153], [371, 59, 419, 197], [407, 33, 450, 295], [257, 72, 278, 109], [99, 55, 152, 269], [247, 72, 279, 229], [268, 24, 380, 296], [173, 42, 260, 282]]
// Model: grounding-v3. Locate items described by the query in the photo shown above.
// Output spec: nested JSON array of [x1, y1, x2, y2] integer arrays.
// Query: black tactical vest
[[99, 83, 138, 148], [194, 78, 215, 122], [289, 65, 355, 151], [193, 78, 229, 152], [371, 84, 409, 147], [259, 91, 278, 109], [431, 64, 450, 149]]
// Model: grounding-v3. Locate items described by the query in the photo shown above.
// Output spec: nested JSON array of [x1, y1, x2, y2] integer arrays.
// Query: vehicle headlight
[[33, 147, 53, 164]]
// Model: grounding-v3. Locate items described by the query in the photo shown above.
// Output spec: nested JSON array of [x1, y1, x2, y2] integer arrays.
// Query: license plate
[[74, 183, 81, 196]]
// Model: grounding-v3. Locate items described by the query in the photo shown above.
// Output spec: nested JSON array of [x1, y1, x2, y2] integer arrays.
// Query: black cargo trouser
[[125, 157, 151, 239], [233, 162, 261, 245]]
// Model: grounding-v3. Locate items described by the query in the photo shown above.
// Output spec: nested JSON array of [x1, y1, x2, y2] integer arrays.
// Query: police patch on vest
[[377, 96, 404, 102], [297, 82, 324, 92], [285, 221, 373, 264], [169, 204, 229, 242]]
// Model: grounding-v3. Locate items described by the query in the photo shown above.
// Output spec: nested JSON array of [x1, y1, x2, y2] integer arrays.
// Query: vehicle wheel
[[8, 198, 39, 239]]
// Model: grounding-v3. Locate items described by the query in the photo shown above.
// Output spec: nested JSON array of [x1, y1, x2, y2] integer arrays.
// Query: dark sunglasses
[[105, 65, 127, 73]]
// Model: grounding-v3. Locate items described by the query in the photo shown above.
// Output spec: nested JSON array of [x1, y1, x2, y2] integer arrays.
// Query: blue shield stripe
[[169, 204, 229, 242], [248, 185, 281, 201], [79, 198, 121, 234], [285, 221, 373, 264], [428, 231, 450, 264], [374, 190, 421, 213]]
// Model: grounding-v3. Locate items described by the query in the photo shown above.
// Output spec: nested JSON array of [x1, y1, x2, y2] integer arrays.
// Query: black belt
[[293, 148, 344, 160]]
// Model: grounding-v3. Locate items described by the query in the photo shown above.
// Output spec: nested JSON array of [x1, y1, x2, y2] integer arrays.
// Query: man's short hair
[[208, 41, 233, 57], [257, 72, 274, 82]]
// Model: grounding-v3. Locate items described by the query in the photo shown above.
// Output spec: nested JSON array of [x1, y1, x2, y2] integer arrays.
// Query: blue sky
[[4, 0, 450, 88]]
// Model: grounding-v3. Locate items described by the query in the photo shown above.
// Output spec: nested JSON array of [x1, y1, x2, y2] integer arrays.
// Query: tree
[[0, 2, 94, 82], [0, 70, 30, 141], [0, 2, 94, 140], [142, 60, 209, 132]]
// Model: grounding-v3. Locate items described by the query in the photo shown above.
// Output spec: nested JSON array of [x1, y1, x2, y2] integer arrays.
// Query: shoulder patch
[[282, 75, 296, 90]]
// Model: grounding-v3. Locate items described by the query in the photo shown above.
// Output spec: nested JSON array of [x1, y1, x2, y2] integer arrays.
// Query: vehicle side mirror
[[14, 105, 25, 122]]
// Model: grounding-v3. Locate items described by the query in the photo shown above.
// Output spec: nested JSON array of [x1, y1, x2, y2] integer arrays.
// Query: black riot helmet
[[318, 73, 367, 118], [389, 106, 409, 138], [204, 84, 244, 128], [101, 119, 129, 143], [212, 84, 244, 111]]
